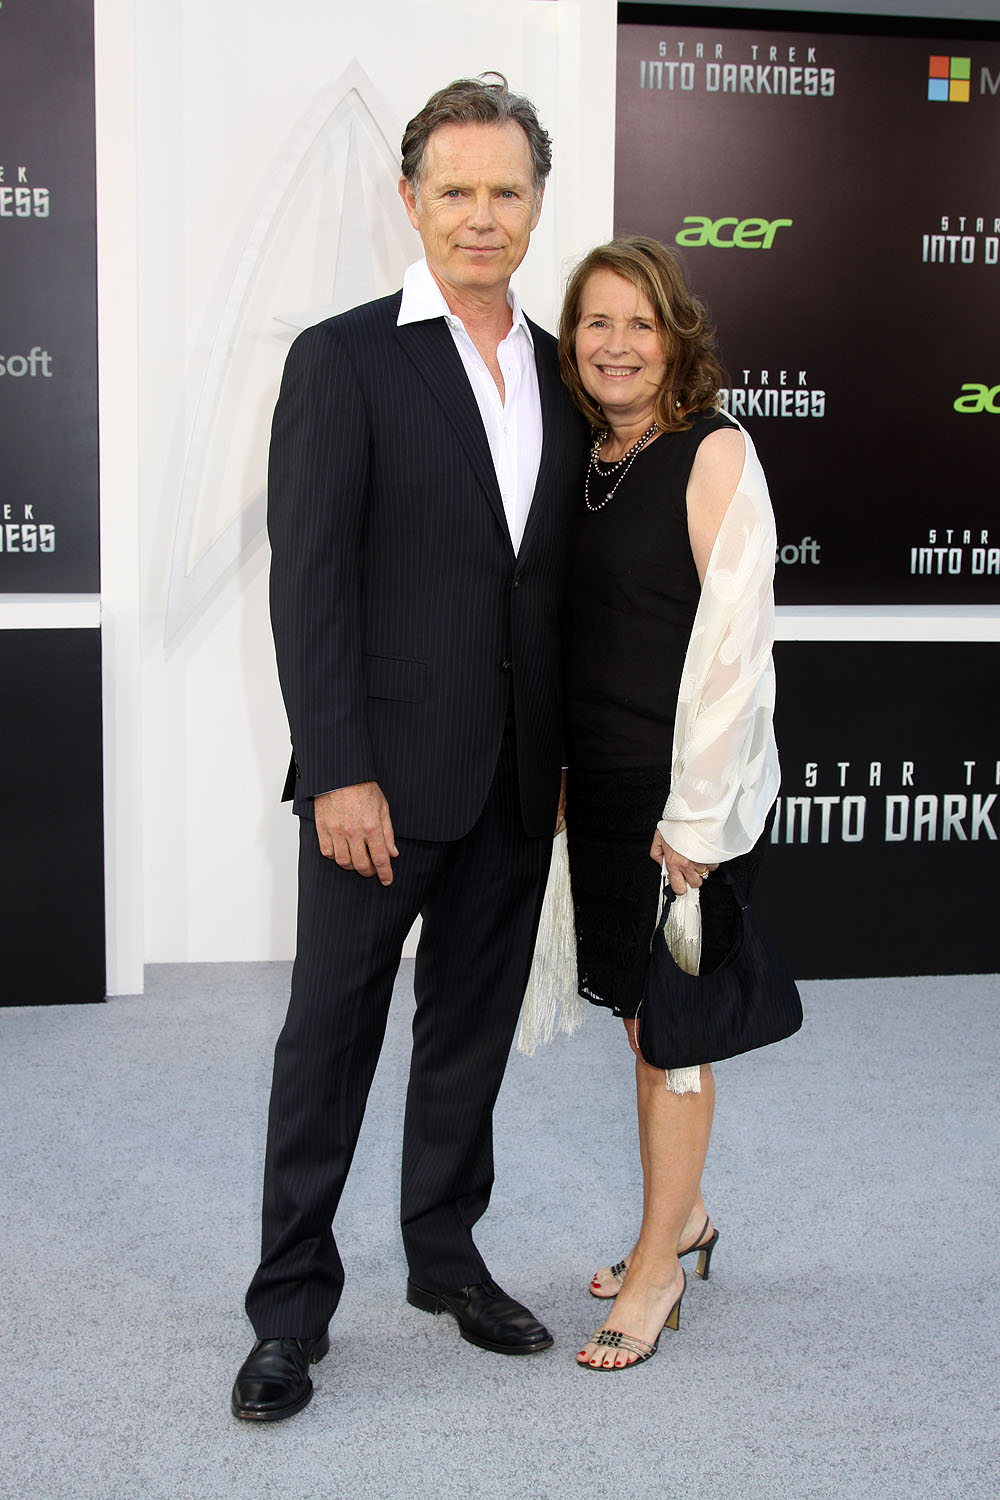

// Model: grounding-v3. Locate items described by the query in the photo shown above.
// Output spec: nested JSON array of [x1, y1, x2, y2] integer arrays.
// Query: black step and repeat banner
[[617, 8, 998, 977], [0, 630, 105, 1003], [755, 642, 997, 978], [617, 7, 1000, 605], [0, 0, 99, 591], [0, 1, 104, 1004]]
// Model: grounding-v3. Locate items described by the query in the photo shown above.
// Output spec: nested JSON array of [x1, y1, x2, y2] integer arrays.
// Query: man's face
[[399, 121, 542, 301]]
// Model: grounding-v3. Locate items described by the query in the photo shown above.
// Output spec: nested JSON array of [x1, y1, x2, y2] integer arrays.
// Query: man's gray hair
[[400, 73, 552, 198]]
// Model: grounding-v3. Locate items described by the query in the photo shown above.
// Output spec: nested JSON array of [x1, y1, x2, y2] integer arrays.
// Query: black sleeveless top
[[564, 411, 735, 771]]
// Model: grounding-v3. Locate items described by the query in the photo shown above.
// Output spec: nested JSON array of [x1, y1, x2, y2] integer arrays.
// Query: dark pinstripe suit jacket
[[267, 291, 587, 841]]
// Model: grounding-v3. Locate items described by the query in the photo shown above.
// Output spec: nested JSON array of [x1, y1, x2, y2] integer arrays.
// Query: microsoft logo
[[928, 56, 971, 103]]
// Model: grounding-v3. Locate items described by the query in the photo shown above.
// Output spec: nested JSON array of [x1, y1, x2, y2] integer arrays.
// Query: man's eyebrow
[[434, 175, 531, 193]]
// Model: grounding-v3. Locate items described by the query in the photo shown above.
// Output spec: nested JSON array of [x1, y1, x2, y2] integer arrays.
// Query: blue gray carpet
[[2, 964, 997, 1500]]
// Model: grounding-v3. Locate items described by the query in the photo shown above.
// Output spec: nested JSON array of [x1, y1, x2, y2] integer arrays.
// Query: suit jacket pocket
[[363, 653, 428, 703]]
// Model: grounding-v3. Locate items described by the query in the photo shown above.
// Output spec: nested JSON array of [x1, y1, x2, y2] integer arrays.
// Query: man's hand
[[649, 828, 717, 895], [314, 782, 398, 885]]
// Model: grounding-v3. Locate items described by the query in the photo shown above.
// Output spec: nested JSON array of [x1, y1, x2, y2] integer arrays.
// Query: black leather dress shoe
[[406, 1278, 553, 1354], [231, 1330, 330, 1421]]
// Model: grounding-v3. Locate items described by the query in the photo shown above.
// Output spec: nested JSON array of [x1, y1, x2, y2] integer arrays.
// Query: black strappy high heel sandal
[[589, 1216, 718, 1298]]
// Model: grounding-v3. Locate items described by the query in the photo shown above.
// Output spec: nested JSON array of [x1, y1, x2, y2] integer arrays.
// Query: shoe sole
[[406, 1283, 554, 1355], [578, 1343, 658, 1371]]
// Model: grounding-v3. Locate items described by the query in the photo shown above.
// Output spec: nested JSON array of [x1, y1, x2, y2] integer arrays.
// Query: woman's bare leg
[[589, 1019, 714, 1297], [580, 1022, 715, 1367]]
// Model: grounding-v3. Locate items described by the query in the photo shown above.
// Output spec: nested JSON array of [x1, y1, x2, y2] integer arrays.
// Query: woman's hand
[[649, 828, 717, 895]]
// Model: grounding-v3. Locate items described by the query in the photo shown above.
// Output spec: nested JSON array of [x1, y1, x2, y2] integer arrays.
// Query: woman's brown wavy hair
[[558, 236, 725, 435]]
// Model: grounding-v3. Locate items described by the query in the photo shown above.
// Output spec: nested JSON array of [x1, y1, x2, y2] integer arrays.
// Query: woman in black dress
[[557, 238, 780, 1370]]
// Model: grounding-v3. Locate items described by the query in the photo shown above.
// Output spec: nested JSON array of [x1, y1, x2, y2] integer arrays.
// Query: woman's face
[[574, 268, 669, 429]]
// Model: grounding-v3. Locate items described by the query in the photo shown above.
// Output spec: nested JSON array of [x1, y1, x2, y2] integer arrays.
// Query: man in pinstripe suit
[[232, 76, 586, 1420]]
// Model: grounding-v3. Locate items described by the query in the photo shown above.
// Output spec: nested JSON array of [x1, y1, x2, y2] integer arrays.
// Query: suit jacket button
[[512, 577, 521, 589], [500, 659, 512, 672]]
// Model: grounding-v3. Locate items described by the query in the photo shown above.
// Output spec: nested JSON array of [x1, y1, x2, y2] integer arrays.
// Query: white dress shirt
[[397, 258, 542, 554]]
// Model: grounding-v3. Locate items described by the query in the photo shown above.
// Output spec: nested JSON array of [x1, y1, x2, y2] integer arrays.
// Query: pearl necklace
[[584, 422, 659, 512]]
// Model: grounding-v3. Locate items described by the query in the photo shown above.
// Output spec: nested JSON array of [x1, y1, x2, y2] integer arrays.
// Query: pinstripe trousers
[[245, 710, 551, 1339]]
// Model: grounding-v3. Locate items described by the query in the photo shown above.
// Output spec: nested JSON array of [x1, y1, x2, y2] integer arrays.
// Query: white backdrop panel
[[128, 0, 617, 968]]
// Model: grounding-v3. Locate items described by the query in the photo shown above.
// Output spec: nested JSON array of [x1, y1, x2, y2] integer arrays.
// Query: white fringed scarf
[[518, 419, 780, 1093]]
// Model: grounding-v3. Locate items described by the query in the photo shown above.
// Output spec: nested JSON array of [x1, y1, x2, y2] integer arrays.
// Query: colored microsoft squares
[[928, 56, 971, 102]]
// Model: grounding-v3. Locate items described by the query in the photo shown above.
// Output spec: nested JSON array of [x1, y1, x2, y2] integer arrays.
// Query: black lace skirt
[[566, 765, 770, 1019]]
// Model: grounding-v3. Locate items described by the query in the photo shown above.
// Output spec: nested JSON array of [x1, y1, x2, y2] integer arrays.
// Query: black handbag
[[635, 865, 802, 1070]]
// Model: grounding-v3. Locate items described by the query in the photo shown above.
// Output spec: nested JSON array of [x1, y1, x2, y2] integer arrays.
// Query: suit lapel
[[392, 318, 510, 541]]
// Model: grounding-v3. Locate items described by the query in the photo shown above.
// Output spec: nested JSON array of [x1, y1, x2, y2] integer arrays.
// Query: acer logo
[[954, 383, 1000, 413], [675, 216, 792, 249]]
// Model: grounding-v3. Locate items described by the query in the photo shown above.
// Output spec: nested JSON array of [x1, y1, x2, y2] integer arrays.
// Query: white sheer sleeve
[[657, 422, 780, 865]]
